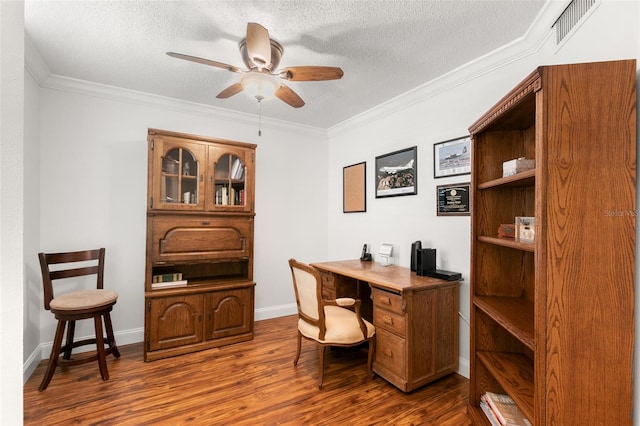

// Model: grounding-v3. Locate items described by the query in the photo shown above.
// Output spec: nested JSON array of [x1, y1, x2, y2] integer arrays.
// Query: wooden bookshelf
[[468, 60, 636, 425]]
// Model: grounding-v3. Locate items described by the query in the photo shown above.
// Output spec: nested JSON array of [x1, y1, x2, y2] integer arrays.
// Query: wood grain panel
[[541, 60, 635, 426]]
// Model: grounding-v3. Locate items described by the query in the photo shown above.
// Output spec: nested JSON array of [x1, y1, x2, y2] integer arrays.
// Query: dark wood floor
[[24, 315, 472, 425]]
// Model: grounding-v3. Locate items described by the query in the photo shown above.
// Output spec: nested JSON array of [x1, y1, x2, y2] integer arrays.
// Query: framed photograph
[[437, 182, 470, 216], [434, 136, 471, 178], [375, 146, 417, 198], [343, 162, 366, 213]]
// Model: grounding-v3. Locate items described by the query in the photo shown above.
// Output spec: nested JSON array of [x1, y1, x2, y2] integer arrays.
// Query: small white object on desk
[[378, 243, 393, 266]]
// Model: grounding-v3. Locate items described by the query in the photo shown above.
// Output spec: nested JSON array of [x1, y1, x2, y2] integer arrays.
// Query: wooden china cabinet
[[467, 60, 636, 425], [144, 128, 256, 361]]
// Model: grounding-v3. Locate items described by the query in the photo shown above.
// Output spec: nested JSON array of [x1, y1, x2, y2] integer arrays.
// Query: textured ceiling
[[24, 0, 547, 129]]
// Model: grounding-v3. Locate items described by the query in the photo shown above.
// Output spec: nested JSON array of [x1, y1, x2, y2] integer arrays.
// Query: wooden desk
[[311, 259, 459, 392]]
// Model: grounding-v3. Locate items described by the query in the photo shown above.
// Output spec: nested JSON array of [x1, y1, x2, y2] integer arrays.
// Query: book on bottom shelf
[[152, 272, 183, 283], [151, 280, 187, 289], [479, 398, 500, 426], [482, 392, 531, 426]]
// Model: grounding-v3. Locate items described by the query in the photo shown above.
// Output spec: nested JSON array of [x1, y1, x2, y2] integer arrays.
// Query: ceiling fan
[[167, 22, 344, 108]]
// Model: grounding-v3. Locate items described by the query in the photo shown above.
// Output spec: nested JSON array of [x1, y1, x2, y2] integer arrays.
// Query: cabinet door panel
[[147, 295, 203, 351], [204, 288, 254, 340], [150, 215, 253, 262]]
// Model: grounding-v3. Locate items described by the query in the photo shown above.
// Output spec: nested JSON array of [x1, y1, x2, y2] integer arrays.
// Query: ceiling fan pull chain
[[256, 95, 264, 136]]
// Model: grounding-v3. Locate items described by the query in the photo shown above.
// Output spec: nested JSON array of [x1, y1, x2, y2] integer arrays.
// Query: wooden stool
[[38, 248, 120, 391]]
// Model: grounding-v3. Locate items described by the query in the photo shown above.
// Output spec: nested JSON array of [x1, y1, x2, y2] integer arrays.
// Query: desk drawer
[[373, 309, 406, 337], [374, 328, 407, 380], [372, 288, 404, 315]]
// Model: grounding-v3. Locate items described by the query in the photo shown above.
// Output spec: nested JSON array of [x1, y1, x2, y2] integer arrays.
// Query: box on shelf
[[498, 224, 516, 239], [503, 157, 535, 177], [515, 216, 535, 243]]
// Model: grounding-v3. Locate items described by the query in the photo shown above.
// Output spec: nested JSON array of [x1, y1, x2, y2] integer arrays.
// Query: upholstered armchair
[[288, 258, 375, 388]]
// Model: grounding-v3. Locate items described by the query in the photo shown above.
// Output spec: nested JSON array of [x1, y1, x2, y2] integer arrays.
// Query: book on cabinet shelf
[[152, 273, 183, 283], [151, 279, 188, 289], [231, 158, 244, 180], [482, 392, 531, 426], [215, 186, 228, 205], [215, 186, 245, 205]]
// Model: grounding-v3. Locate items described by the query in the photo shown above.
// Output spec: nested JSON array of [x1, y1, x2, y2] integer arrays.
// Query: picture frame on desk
[[375, 146, 417, 198], [436, 182, 470, 216], [433, 136, 471, 178], [343, 161, 367, 213]]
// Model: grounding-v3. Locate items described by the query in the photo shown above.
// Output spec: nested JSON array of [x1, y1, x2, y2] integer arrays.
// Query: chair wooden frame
[[38, 248, 120, 391], [288, 258, 375, 388]]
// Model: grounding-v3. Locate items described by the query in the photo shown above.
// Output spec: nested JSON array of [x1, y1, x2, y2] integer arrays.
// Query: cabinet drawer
[[372, 288, 404, 315], [149, 215, 253, 262], [373, 308, 406, 337], [374, 328, 407, 380]]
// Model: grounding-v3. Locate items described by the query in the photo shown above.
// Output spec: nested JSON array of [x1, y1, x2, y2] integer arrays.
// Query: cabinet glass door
[[208, 145, 253, 212], [152, 138, 205, 210]]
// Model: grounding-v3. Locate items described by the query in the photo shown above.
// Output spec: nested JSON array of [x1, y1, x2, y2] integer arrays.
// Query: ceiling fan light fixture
[[241, 72, 280, 101]]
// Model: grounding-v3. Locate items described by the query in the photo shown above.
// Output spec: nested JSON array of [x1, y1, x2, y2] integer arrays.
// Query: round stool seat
[[50, 289, 118, 311]]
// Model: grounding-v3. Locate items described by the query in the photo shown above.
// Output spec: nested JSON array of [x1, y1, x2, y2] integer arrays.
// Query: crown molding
[[23, 38, 327, 139], [24, 32, 51, 85], [328, 0, 570, 137]]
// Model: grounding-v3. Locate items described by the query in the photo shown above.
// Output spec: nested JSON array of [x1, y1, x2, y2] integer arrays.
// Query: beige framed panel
[[343, 162, 366, 213]]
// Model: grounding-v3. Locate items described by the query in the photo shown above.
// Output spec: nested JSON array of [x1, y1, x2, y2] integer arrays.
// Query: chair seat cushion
[[50, 289, 118, 311], [298, 305, 375, 344]]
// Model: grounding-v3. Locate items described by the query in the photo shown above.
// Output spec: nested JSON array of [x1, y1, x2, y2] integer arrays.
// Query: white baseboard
[[255, 303, 298, 321], [457, 356, 470, 379]]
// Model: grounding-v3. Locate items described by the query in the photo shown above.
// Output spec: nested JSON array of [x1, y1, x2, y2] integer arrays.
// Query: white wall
[[23, 64, 41, 380], [326, 0, 639, 380], [1, 1, 25, 424]]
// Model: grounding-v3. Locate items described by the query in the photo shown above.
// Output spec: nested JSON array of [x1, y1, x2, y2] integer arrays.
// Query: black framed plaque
[[437, 182, 470, 216]]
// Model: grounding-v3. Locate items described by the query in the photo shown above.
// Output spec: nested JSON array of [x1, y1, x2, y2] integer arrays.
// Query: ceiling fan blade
[[246, 23, 271, 68], [278, 66, 344, 81], [275, 84, 305, 108], [216, 82, 245, 99], [167, 52, 242, 73]]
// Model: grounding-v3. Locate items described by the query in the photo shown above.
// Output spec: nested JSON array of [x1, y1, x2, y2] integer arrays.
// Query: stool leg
[[63, 320, 76, 360], [94, 316, 109, 381], [104, 312, 120, 358], [39, 320, 66, 391]]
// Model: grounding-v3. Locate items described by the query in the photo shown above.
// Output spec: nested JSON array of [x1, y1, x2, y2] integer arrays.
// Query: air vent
[[552, 0, 596, 44]]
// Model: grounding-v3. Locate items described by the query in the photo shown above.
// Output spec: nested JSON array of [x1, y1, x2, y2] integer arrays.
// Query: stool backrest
[[38, 248, 106, 310]]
